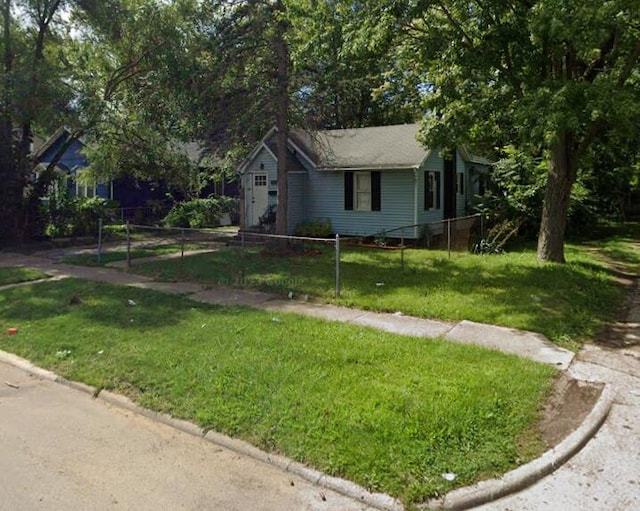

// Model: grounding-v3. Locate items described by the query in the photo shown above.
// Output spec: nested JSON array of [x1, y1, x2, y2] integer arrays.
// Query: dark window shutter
[[371, 171, 381, 211], [435, 172, 441, 209], [344, 171, 354, 210]]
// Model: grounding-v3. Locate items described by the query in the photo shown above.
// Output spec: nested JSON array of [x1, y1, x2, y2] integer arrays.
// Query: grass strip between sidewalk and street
[[0, 278, 556, 506]]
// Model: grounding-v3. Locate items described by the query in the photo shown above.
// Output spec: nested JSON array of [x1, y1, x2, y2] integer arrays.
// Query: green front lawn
[[0, 267, 47, 286], [0, 278, 556, 506], [61, 243, 206, 267], [132, 240, 630, 349]]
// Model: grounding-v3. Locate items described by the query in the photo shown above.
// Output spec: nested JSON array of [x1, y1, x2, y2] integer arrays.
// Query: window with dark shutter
[[345, 171, 381, 211], [425, 171, 441, 210]]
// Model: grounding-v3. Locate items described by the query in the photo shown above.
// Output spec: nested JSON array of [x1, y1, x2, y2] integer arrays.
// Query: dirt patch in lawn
[[538, 372, 603, 447]]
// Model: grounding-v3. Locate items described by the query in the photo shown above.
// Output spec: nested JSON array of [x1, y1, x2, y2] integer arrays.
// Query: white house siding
[[287, 172, 307, 234], [306, 169, 416, 238], [417, 150, 447, 226]]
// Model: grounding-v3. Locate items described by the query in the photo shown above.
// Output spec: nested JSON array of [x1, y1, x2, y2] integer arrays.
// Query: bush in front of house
[[162, 197, 239, 229], [294, 218, 332, 238], [44, 197, 118, 238]]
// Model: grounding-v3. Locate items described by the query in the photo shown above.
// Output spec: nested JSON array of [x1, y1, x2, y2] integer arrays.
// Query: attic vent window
[[260, 163, 264, 169]]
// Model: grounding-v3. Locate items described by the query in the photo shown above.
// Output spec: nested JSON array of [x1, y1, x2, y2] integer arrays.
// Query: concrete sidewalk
[[1, 249, 638, 510], [0, 251, 574, 370]]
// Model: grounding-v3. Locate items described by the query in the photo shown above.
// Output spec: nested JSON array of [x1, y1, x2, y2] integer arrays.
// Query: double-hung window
[[354, 172, 371, 210], [344, 171, 381, 211]]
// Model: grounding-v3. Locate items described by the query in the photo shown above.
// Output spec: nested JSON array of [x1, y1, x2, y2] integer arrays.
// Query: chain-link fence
[[94, 214, 484, 299], [369, 214, 483, 253]]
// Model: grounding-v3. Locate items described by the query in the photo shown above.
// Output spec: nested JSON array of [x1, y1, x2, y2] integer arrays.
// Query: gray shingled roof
[[291, 124, 428, 170]]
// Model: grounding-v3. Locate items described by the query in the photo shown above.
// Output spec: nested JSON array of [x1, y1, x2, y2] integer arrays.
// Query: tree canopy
[[384, 0, 640, 261], [1, 0, 639, 256]]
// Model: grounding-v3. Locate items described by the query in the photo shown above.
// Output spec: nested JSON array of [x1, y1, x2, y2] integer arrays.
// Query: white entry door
[[250, 173, 268, 226]]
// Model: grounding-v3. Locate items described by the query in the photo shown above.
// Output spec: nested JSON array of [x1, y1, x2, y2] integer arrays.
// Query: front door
[[250, 173, 268, 226]]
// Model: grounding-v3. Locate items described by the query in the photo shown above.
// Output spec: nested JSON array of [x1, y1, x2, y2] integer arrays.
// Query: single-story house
[[238, 123, 490, 239]]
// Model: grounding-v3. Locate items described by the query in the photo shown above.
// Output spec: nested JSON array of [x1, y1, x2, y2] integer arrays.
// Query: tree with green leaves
[[388, 0, 640, 262], [0, 0, 73, 243], [175, 0, 415, 235]]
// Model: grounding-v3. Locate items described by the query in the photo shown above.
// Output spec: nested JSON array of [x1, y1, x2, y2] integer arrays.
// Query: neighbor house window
[[76, 181, 96, 198], [457, 173, 464, 195], [344, 171, 381, 211], [425, 171, 441, 210]]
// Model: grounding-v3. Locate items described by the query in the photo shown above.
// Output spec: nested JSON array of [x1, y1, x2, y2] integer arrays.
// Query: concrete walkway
[[0, 251, 574, 370], [1, 249, 639, 510]]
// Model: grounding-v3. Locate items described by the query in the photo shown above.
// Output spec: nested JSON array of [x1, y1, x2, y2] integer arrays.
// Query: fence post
[[126, 221, 131, 269], [400, 230, 405, 271], [181, 228, 185, 258], [447, 218, 452, 258], [334, 234, 341, 298], [238, 231, 246, 286], [97, 218, 103, 265]]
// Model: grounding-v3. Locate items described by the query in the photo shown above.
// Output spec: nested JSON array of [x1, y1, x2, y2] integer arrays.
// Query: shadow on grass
[[0, 278, 202, 329], [337, 248, 622, 345], [130, 241, 629, 346]]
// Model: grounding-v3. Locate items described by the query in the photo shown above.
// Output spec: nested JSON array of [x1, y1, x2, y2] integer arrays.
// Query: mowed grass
[[132, 240, 630, 349], [0, 278, 555, 505], [0, 267, 47, 286], [60, 243, 204, 267]]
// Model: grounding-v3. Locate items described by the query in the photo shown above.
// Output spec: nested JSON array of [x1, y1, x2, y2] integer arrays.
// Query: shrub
[[294, 218, 332, 238], [44, 196, 117, 238], [162, 197, 239, 228]]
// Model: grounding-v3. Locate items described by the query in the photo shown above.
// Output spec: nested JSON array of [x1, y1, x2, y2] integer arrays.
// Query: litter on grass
[[442, 473, 457, 482]]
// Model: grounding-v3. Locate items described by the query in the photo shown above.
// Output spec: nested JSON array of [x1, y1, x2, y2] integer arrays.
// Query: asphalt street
[[0, 361, 374, 511]]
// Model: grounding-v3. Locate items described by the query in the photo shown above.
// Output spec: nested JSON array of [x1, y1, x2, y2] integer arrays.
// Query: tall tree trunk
[[0, 0, 18, 245], [274, 0, 289, 238], [537, 131, 576, 263]]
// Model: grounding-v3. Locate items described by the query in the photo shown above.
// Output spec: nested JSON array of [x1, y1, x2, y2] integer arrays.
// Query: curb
[[0, 350, 402, 511], [424, 384, 616, 510]]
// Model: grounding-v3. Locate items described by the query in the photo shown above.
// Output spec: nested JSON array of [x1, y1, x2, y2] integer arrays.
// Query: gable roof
[[291, 124, 428, 171], [32, 126, 72, 162], [239, 123, 491, 174]]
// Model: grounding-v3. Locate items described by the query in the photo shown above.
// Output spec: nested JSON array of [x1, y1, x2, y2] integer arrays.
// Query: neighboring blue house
[[238, 124, 490, 239], [34, 127, 112, 199], [33, 128, 239, 212]]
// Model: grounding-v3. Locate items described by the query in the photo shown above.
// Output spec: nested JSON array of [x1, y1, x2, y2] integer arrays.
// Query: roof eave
[[318, 165, 420, 172]]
